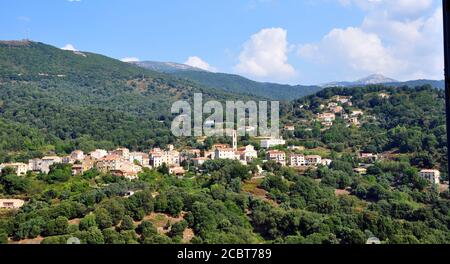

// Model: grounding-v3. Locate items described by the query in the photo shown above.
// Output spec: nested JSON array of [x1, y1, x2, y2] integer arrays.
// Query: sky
[[0, 0, 444, 85]]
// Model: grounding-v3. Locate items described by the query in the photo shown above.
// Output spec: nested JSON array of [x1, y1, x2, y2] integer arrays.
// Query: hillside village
[[0, 92, 445, 211]]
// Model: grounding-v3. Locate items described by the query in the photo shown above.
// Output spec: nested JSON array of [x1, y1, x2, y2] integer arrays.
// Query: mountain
[[385, 79, 445, 90], [133, 61, 323, 101], [132, 61, 206, 73], [322, 74, 398, 87], [322, 74, 444, 89], [0, 40, 249, 161]]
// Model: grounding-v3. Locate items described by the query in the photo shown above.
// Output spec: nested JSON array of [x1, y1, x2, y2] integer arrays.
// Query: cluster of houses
[[266, 150, 332, 168], [315, 95, 364, 128]]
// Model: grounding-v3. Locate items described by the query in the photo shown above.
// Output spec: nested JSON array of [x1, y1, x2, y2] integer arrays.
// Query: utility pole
[[443, 0, 450, 190]]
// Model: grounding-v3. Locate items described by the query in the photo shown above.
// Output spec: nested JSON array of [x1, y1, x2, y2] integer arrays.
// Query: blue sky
[[0, 0, 444, 84]]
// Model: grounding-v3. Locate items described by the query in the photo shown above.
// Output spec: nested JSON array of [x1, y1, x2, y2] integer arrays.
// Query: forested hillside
[[0, 41, 248, 162], [133, 62, 323, 101], [0, 41, 449, 245]]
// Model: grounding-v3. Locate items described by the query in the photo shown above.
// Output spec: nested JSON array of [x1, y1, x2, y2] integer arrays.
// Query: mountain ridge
[[322, 74, 444, 89], [132, 61, 322, 101]]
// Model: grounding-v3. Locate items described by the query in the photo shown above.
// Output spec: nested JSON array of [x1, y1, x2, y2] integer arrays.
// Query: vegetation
[[0, 41, 449, 244]]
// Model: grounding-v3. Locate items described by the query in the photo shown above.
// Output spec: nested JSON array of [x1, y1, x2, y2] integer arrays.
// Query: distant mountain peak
[[356, 74, 398, 85], [322, 74, 398, 87], [131, 61, 207, 73]]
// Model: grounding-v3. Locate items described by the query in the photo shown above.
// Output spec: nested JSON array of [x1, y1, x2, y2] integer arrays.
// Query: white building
[[70, 150, 85, 162], [214, 148, 238, 160], [149, 148, 180, 168], [0, 199, 25, 209], [317, 113, 336, 122], [90, 149, 108, 160], [129, 152, 149, 166], [284, 125, 295, 131], [112, 148, 130, 160], [0, 163, 29, 176], [261, 138, 286, 149], [237, 145, 258, 162], [96, 154, 141, 179], [29, 156, 62, 174], [305, 155, 322, 166], [289, 154, 306, 167], [419, 169, 441, 184], [351, 110, 364, 117], [266, 150, 286, 166]]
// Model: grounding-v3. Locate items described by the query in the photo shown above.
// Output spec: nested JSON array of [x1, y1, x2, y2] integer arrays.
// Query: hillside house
[[266, 150, 286, 166], [0, 163, 29, 176], [419, 169, 441, 184], [260, 138, 286, 149], [0, 199, 25, 209]]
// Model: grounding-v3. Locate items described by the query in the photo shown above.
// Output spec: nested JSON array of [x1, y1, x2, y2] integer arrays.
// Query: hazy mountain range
[[132, 61, 445, 100]]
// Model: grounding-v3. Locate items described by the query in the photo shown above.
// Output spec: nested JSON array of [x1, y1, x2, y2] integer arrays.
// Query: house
[[260, 138, 286, 149], [284, 125, 295, 131], [70, 150, 85, 162], [289, 154, 306, 167], [266, 150, 286, 166], [169, 166, 186, 176], [0, 163, 29, 176], [182, 149, 201, 159], [96, 155, 123, 172], [379, 93, 390, 99], [29, 156, 62, 174], [110, 164, 142, 179], [236, 145, 258, 162], [348, 117, 360, 126], [214, 148, 238, 160], [0, 199, 25, 209], [419, 169, 441, 184], [129, 152, 149, 166], [317, 113, 336, 122], [71, 156, 95, 176], [360, 153, 378, 162], [330, 106, 343, 114], [333, 95, 352, 104], [112, 148, 130, 160], [351, 110, 364, 117], [305, 155, 322, 166], [149, 148, 180, 168], [71, 164, 84, 175], [89, 149, 108, 160]]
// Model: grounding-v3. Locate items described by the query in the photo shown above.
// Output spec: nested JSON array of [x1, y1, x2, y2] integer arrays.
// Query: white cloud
[[120, 57, 140, 63], [234, 27, 296, 81], [67, 0, 82, 2], [61, 44, 78, 51], [184, 56, 217, 72], [299, 27, 400, 77], [300, 1, 443, 81]]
